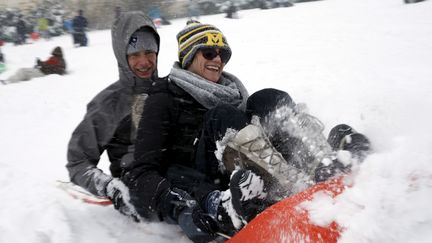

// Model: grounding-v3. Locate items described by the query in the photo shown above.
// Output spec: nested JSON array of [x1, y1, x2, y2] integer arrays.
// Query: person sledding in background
[[124, 20, 372, 242], [0, 40, 5, 74], [1, 46, 66, 85]]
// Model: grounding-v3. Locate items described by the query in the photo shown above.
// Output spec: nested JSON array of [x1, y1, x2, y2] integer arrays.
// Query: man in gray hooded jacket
[[66, 11, 163, 220]]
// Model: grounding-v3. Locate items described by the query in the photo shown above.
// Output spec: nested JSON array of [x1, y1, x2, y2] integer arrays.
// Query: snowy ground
[[1, 0, 432, 242]]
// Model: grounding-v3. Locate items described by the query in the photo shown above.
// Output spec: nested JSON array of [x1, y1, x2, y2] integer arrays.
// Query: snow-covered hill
[[1, 0, 431, 242]]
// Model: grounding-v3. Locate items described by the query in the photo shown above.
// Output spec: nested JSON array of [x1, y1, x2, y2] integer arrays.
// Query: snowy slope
[[1, 0, 432, 242]]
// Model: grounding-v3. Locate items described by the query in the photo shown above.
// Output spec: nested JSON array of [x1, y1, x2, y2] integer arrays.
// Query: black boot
[[210, 169, 272, 236], [223, 123, 315, 195], [328, 124, 371, 160], [315, 124, 372, 183], [229, 169, 270, 223], [328, 124, 356, 150], [341, 133, 371, 161]]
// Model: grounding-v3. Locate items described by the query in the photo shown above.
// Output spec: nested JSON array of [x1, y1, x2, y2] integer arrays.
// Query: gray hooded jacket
[[66, 11, 161, 197]]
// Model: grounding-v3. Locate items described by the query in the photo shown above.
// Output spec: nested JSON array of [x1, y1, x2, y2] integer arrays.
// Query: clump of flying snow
[[215, 127, 239, 172]]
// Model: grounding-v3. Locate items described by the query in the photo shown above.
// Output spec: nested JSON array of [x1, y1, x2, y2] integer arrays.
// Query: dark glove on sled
[[105, 178, 140, 222], [161, 188, 219, 234], [160, 187, 197, 223], [36, 58, 42, 67], [191, 206, 220, 235]]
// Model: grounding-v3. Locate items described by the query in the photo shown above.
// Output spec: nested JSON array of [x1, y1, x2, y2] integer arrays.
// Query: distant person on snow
[[37, 17, 50, 40], [16, 15, 27, 45], [0, 41, 5, 74], [187, 0, 200, 20], [0, 40, 4, 63], [225, 1, 239, 19], [125, 20, 372, 242], [66, 11, 163, 221], [1, 46, 66, 85], [72, 9, 88, 47]]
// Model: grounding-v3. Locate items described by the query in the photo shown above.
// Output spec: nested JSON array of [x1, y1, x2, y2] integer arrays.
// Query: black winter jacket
[[72, 15, 88, 33], [123, 80, 214, 219]]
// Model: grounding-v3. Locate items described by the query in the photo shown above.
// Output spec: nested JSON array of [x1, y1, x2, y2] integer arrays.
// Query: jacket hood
[[111, 11, 160, 88]]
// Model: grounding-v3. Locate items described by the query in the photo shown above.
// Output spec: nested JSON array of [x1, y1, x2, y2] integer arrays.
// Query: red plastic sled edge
[[228, 176, 346, 243]]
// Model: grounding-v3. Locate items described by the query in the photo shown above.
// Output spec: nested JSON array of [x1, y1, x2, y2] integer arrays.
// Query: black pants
[[73, 32, 88, 46]]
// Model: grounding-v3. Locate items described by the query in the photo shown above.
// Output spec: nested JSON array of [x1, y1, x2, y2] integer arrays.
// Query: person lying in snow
[[124, 20, 372, 242], [1, 46, 66, 85]]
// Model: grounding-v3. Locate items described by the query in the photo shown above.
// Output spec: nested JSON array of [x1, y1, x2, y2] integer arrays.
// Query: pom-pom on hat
[[176, 20, 232, 69]]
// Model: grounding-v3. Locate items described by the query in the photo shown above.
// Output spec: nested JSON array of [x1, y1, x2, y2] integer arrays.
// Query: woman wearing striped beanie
[[168, 20, 248, 108], [177, 20, 232, 73], [131, 20, 257, 241], [132, 20, 348, 242]]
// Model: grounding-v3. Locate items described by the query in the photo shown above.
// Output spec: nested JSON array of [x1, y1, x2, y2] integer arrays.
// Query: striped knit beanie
[[177, 20, 232, 69]]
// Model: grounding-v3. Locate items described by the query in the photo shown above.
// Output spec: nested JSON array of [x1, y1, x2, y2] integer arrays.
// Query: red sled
[[56, 180, 113, 206], [228, 176, 347, 243]]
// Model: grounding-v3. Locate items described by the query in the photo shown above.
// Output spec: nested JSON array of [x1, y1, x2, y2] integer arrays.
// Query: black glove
[[191, 206, 219, 235], [36, 58, 42, 66], [105, 178, 140, 222], [160, 187, 197, 223], [161, 188, 219, 235]]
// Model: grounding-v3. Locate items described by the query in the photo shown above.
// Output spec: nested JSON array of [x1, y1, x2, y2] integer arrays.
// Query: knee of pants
[[246, 88, 294, 118], [204, 104, 248, 134], [206, 104, 241, 118]]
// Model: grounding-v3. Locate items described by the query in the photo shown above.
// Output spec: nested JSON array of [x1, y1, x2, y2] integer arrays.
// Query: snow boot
[[328, 124, 356, 150], [224, 123, 314, 195], [211, 169, 271, 235], [315, 125, 372, 182], [214, 191, 241, 236], [265, 106, 334, 179], [229, 169, 270, 223], [340, 132, 371, 161], [328, 124, 371, 160]]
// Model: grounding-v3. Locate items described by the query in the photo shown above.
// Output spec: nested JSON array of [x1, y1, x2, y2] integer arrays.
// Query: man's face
[[187, 48, 226, 83], [127, 50, 157, 79]]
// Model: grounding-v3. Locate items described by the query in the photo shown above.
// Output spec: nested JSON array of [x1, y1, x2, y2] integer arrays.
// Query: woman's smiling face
[[187, 48, 226, 83]]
